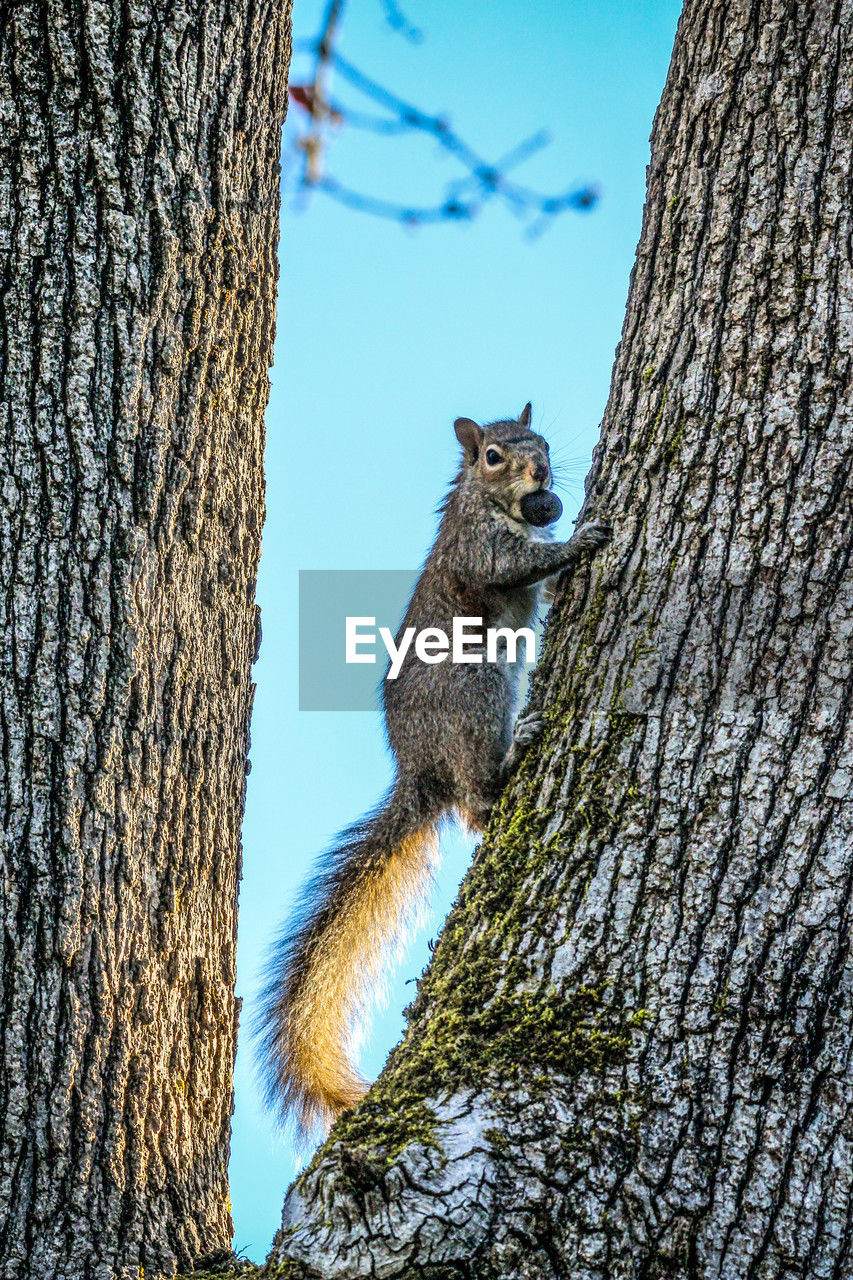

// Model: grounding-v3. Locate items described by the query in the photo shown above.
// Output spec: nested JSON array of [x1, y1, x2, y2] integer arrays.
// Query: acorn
[[520, 489, 563, 527]]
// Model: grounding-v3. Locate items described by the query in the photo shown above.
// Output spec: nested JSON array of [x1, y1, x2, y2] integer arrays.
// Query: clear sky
[[230, 0, 682, 1259]]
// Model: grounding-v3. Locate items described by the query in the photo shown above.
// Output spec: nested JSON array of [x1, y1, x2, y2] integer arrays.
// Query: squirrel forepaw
[[512, 711, 545, 748], [571, 519, 613, 553]]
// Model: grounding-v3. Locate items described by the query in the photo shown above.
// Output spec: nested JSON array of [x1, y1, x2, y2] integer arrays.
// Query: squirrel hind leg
[[455, 742, 517, 831], [456, 789, 499, 833], [456, 725, 542, 831]]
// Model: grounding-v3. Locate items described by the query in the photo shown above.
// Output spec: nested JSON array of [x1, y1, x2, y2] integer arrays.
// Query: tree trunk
[[271, 1, 853, 1276], [0, 4, 290, 1276]]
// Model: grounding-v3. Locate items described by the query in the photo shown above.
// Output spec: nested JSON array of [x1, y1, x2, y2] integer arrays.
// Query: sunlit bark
[[0, 3, 290, 1275]]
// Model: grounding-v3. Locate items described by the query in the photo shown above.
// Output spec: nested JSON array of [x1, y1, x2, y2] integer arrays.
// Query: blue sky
[[230, 0, 682, 1259]]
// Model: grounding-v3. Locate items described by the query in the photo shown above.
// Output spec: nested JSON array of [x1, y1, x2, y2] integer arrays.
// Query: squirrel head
[[453, 402, 552, 521]]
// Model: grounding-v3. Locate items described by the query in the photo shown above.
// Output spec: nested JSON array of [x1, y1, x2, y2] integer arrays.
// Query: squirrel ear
[[519, 402, 533, 428], [454, 417, 484, 462]]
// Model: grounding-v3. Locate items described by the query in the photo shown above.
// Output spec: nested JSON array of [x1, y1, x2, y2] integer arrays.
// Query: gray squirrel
[[257, 403, 611, 1137]]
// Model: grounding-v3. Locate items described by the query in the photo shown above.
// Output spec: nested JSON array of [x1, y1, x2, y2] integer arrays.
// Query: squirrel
[[256, 403, 611, 1138]]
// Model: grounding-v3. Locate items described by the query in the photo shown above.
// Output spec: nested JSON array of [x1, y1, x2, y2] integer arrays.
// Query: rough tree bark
[[0, 4, 290, 1277], [272, 2, 853, 1276]]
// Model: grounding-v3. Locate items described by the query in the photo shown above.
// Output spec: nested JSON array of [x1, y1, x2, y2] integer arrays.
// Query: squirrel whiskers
[[256, 403, 611, 1139]]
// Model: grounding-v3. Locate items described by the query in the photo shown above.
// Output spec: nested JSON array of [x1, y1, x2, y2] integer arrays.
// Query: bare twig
[[300, 0, 347, 183], [381, 0, 423, 43], [287, 0, 599, 232]]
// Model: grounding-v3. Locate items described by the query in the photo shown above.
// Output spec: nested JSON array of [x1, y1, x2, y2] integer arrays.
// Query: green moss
[[483, 1126, 509, 1153], [175, 1265, 264, 1280], [653, 386, 669, 431], [711, 979, 731, 1020], [175, 1273, 256, 1279], [665, 416, 685, 462], [397, 979, 645, 1105], [327, 1092, 444, 1173], [629, 384, 673, 461], [261, 1264, 313, 1279]]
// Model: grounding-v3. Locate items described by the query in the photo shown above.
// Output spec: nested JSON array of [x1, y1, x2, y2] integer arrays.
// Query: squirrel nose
[[531, 462, 548, 485]]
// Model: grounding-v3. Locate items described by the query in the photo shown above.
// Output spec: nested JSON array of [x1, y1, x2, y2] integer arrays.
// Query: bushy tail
[[256, 778, 440, 1139]]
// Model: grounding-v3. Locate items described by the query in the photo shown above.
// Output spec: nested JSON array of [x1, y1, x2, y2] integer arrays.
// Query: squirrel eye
[[485, 448, 503, 466]]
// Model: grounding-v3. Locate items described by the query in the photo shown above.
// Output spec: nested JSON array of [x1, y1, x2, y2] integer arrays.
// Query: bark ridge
[[0, 2, 290, 1275]]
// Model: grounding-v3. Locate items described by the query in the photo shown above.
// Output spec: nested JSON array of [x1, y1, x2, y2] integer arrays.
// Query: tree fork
[[272, 1, 853, 1276], [0, 2, 291, 1276]]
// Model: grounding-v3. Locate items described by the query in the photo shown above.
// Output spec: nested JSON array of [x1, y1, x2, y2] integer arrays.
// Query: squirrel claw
[[499, 712, 546, 783], [572, 519, 613, 552], [512, 712, 545, 748]]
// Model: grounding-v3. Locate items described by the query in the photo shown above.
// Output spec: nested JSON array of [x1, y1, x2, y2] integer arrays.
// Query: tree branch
[[287, 0, 599, 232]]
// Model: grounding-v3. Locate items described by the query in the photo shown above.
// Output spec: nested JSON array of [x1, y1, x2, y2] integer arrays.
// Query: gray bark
[[271, 1, 853, 1276], [0, 3, 290, 1277]]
